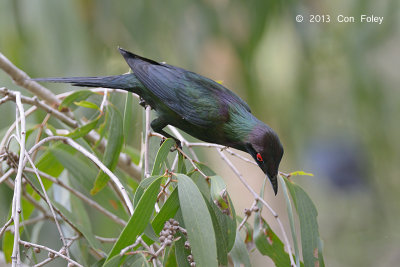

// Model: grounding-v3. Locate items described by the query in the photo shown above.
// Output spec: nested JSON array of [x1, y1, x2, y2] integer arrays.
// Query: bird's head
[[246, 125, 284, 195]]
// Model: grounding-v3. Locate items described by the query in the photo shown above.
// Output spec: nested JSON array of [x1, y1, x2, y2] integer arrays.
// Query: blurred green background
[[1, 0, 399, 266]]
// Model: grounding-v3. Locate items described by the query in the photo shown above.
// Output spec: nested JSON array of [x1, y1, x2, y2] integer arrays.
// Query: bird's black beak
[[267, 174, 278, 195]]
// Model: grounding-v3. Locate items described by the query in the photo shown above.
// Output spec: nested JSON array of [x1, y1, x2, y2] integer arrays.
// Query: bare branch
[[0, 168, 14, 185], [144, 105, 151, 178], [27, 135, 134, 215], [0, 217, 13, 238], [176, 147, 208, 179], [168, 126, 199, 161], [216, 150, 296, 267], [95, 236, 118, 243], [23, 167, 126, 226], [0, 87, 78, 128], [24, 152, 70, 257], [11, 92, 26, 266], [0, 53, 61, 105], [120, 236, 143, 256], [19, 240, 83, 267]]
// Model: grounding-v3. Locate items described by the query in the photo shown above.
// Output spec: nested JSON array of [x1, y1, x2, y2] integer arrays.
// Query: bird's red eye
[[256, 153, 263, 162]]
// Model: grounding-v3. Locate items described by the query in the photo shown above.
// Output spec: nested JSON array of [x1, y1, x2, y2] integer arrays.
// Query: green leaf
[[209, 176, 237, 256], [127, 254, 150, 267], [122, 146, 141, 165], [151, 188, 179, 234], [74, 100, 100, 110], [91, 106, 124, 195], [279, 175, 301, 267], [141, 186, 180, 245], [50, 144, 129, 219], [176, 173, 218, 267], [151, 138, 175, 176], [208, 202, 229, 265], [254, 212, 292, 267], [230, 231, 251, 267], [59, 90, 94, 110], [194, 162, 216, 176], [284, 177, 324, 267], [104, 177, 162, 264], [174, 231, 190, 267], [290, 171, 314, 177], [177, 152, 186, 173], [104, 253, 149, 267], [186, 174, 236, 265], [2, 230, 13, 262], [188, 171, 210, 198], [210, 175, 230, 211], [36, 149, 64, 177], [67, 117, 100, 139], [123, 92, 133, 141], [53, 201, 104, 252], [133, 175, 161, 208], [164, 243, 178, 267]]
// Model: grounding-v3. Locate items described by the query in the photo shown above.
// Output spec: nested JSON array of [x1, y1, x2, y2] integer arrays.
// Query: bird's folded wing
[[121, 52, 251, 127]]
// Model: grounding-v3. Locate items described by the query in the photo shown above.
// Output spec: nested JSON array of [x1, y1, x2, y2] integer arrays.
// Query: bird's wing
[[119, 48, 251, 127]]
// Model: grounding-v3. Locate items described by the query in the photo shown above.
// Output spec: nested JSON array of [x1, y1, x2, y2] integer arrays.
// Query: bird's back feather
[[118, 48, 251, 127]]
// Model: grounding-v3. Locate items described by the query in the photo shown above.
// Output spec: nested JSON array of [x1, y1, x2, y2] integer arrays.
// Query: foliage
[[0, 84, 324, 266]]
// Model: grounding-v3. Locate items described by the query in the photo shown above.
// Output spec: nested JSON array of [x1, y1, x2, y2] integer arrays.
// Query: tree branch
[[0, 53, 61, 105]]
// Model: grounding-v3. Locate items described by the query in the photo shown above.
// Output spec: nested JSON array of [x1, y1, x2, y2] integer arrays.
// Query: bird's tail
[[32, 74, 141, 90]]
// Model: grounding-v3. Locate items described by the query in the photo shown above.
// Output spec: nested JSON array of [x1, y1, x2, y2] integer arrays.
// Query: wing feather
[[119, 49, 251, 127]]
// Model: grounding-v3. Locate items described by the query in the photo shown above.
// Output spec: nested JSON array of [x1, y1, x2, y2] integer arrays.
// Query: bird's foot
[[171, 139, 182, 152], [139, 97, 147, 108], [159, 137, 166, 146], [160, 137, 182, 152]]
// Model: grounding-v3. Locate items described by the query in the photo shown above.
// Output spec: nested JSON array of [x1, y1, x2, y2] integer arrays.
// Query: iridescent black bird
[[34, 48, 284, 194]]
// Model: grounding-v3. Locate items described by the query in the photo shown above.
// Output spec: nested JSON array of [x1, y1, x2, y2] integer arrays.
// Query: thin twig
[[21, 173, 82, 235], [238, 200, 258, 231], [27, 135, 134, 215], [217, 150, 295, 267], [176, 147, 208, 179], [0, 52, 141, 180], [0, 93, 9, 105], [24, 152, 70, 257], [168, 126, 199, 161], [19, 240, 83, 267], [0, 217, 13, 238], [33, 237, 78, 267], [0, 168, 14, 185], [95, 236, 118, 243], [31, 113, 52, 162], [99, 89, 108, 113], [83, 130, 141, 180], [144, 105, 151, 178], [0, 88, 78, 128], [188, 141, 257, 165], [23, 167, 126, 226], [11, 92, 26, 266], [0, 106, 36, 161], [120, 236, 143, 256], [0, 53, 61, 105]]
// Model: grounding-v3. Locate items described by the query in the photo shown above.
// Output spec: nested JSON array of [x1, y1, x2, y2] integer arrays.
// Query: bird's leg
[[151, 117, 182, 149]]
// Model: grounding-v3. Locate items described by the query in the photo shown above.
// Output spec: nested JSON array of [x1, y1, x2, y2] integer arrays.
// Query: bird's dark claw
[[169, 139, 182, 152], [172, 139, 182, 151], [159, 137, 166, 148], [139, 97, 147, 108], [159, 137, 181, 152]]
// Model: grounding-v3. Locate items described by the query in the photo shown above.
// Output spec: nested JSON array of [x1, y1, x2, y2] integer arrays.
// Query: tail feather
[[33, 74, 141, 90]]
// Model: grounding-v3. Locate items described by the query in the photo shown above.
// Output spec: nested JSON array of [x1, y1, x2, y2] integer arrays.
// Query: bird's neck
[[224, 107, 261, 151]]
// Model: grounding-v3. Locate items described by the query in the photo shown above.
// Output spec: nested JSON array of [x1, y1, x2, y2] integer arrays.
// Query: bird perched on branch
[[34, 48, 284, 194]]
